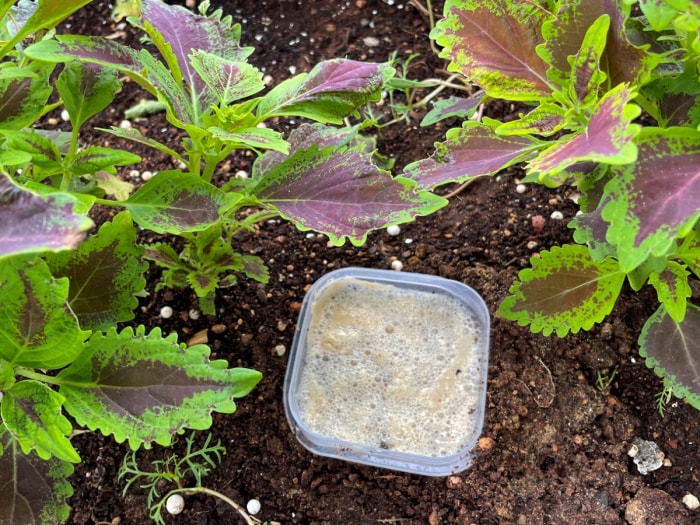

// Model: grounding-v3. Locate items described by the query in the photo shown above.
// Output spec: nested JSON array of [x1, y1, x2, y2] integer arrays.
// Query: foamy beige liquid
[[296, 278, 486, 457]]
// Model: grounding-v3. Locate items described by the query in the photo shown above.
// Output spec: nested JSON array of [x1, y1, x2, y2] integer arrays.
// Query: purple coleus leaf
[[251, 124, 446, 246], [45, 211, 147, 332], [256, 59, 394, 124], [527, 83, 640, 177], [639, 304, 700, 411], [499, 244, 626, 337], [138, 0, 253, 103], [0, 175, 93, 257], [0, 433, 74, 525], [25, 36, 196, 125], [431, 0, 552, 100], [402, 122, 543, 190], [602, 127, 700, 271]]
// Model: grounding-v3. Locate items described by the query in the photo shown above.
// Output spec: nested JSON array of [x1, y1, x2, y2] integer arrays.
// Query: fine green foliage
[[119, 432, 226, 525], [412, 0, 700, 410]]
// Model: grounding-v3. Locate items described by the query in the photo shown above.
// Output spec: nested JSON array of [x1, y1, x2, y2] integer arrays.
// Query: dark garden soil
[[55, 1, 699, 524]]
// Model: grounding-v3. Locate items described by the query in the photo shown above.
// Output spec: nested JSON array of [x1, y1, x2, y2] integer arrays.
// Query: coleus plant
[[23, 0, 445, 315], [1, 0, 447, 522], [399, 0, 700, 409]]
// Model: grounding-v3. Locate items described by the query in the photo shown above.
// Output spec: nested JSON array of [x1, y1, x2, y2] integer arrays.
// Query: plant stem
[[15, 368, 64, 386], [178, 487, 258, 525]]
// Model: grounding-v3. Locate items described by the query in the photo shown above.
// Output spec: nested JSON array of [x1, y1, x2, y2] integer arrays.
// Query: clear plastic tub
[[283, 267, 490, 476]]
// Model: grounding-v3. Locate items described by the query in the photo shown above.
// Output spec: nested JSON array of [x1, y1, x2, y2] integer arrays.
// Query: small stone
[[527, 240, 539, 250], [211, 324, 227, 334], [531, 215, 545, 233], [187, 329, 208, 346], [682, 493, 700, 510], [118, 119, 132, 129], [363, 36, 380, 47], [166, 494, 185, 515], [477, 436, 494, 451], [630, 437, 664, 475], [550, 210, 564, 220], [515, 183, 527, 194], [246, 498, 261, 515], [274, 344, 286, 356], [391, 260, 403, 271], [141, 170, 154, 181], [159, 306, 173, 319], [60, 109, 70, 122], [446, 475, 462, 489], [386, 225, 401, 236], [47, 117, 59, 126], [188, 309, 201, 320], [234, 170, 248, 179]]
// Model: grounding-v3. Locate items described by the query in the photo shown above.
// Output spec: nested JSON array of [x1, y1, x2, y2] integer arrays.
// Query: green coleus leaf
[[527, 83, 641, 177], [208, 126, 289, 154], [252, 124, 446, 246], [57, 325, 262, 449], [0, 129, 62, 170], [241, 254, 269, 283], [648, 261, 692, 323], [0, 430, 74, 525], [143, 241, 184, 270], [56, 61, 120, 132], [189, 50, 265, 105], [124, 170, 242, 234], [94, 171, 135, 201], [639, 304, 700, 411], [568, 14, 610, 107], [420, 94, 484, 127], [431, 0, 552, 100], [642, 69, 700, 128], [66, 146, 141, 176], [0, 255, 89, 369], [256, 59, 394, 124], [539, 0, 659, 88], [0, 174, 93, 257], [0, 0, 91, 58], [45, 211, 147, 332], [0, 63, 53, 130], [496, 103, 567, 137], [678, 227, 700, 277], [1, 381, 80, 463], [499, 244, 626, 337], [97, 125, 185, 164], [602, 127, 700, 271], [403, 121, 544, 190]]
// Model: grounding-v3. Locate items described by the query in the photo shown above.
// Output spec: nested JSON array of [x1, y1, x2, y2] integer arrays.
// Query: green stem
[[92, 197, 129, 207], [15, 368, 64, 386], [175, 487, 257, 525]]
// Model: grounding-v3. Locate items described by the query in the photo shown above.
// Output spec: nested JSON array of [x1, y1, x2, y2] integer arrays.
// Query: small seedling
[[119, 432, 263, 525], [595, 368, 617, 394], [655, 386, 674, 418]]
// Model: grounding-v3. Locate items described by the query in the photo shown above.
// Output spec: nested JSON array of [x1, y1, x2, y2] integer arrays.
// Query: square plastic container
[[283, 267, 490, 476]]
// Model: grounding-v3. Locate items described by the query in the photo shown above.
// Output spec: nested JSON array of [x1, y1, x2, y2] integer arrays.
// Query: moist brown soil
[[55, 1, 699, 524]]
